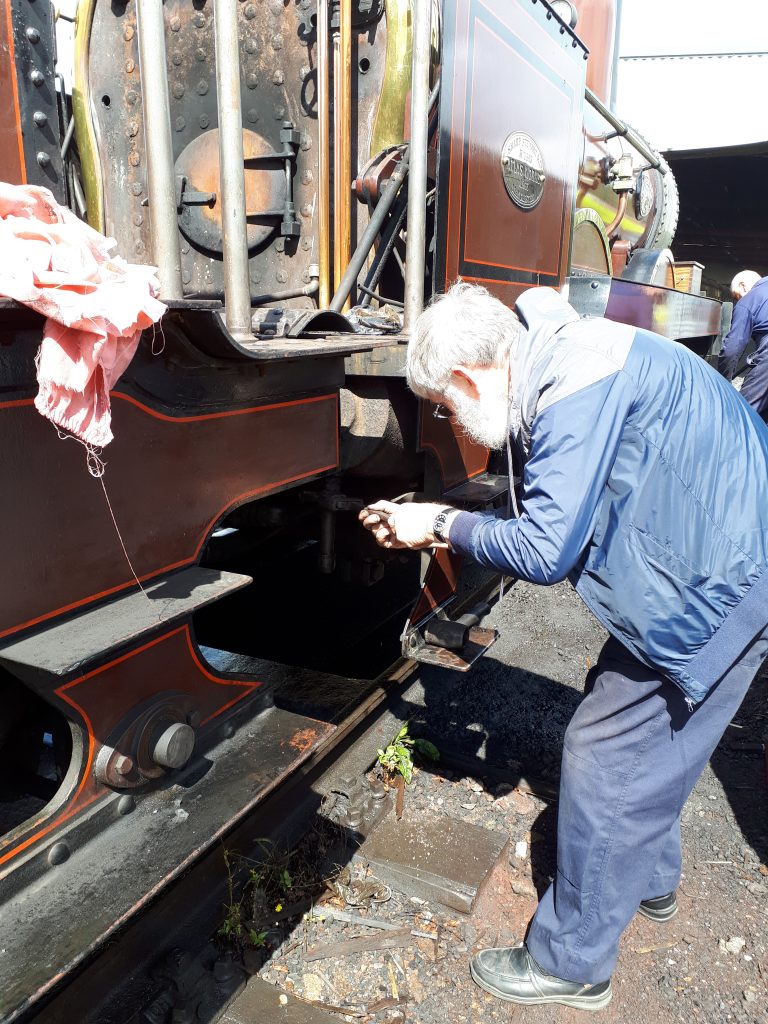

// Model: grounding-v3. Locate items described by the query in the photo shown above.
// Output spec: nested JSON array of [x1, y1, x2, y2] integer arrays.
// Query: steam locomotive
[[0, 0, 723, 1016]]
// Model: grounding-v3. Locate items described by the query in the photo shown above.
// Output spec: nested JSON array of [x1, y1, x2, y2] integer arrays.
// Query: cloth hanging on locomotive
[[0, 182, 165, 447]]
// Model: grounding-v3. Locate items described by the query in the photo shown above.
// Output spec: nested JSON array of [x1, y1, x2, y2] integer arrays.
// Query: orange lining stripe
[[0, 626, 261, 867], [2, 2, 26, 182], [0, 393, 339, 639]]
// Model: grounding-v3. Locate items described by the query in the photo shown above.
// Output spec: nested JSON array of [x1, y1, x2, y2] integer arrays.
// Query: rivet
[[272, 69, 284, 85], [175, 116, 186, 131], [300, 64, 311, 79], [135, 239, 145, 254], [181, 244, 190, 254], [301, 237, 311, 250], [172, 82, 185, 98], [133, 213, 143, 225], [30, 68, 44, 85], [48, 842, 70, 866], [131, 182, 143, 195], [302, 269, 311, 283], [271, 33, 283, 50], [244, 38, 258, 54], [197, 79, 209, 95], [270, 0, 283, 12], [123, 25, 134, 41], [33, 110, 47, 127], [300, 203, 312, 218], [274, 106, 285, 119], [193, 11, 206, 27], [117, 794, 135, 816], [251, 270, 262, 284], [126, 90, 138, 105], [125, 58, 135, 73], [26, 26, 40, 43], [199, 114, 210, 128], [300, 133, 311, 151], [243, 3, 256, 18], [276, 268, 288, 283], [247, 108, 258, 123], [275, 238, 285, 252], [182, 269, 192, 284], [36, 151, 50, 167], [128, 121, 139, 137], [172, 52, 182, 66], [246, 72, 258, 89], [196, 47, 206, 61], [301, 169, 313, 184], [170, 15, 181, 31], [129, 151, 140, 166]]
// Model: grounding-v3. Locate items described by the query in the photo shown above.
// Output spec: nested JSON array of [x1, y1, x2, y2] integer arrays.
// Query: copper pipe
[[333, 0, 352, 309], [605, 191, 627, 237], [317, 0, 331, 308]]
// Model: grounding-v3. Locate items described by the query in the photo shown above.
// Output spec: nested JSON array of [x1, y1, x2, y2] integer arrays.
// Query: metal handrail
[[585, 87, 665, 173]]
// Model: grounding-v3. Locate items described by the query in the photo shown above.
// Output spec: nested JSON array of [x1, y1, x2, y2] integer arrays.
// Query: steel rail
[[213, 0, 253, 338], [135, 0, 184, 299], [403, 0, 433, 329]]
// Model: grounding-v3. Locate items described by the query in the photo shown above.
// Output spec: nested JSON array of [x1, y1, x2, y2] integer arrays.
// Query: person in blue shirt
[[361, 282, 768, 1012], [718, 270, 768, 421]]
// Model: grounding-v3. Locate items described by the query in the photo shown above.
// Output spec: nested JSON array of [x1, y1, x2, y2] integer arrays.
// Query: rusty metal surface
[[0, 701, 336, 1023], [84, 0, 388, 306], [409, 625, 499, 672]]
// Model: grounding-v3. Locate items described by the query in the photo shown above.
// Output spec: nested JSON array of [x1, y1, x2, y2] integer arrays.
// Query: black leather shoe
[[470, 943, 612, 1011], [638, 891, 678, 922]]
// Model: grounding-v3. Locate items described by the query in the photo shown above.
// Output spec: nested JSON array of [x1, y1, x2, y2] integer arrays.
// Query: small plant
[[377, 724, 440, 785], [249, 929, 268, 948]]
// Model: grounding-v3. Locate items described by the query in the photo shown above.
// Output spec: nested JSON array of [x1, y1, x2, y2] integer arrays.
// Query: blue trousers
[[526, 628, 768, 984], [739, 354, 768, 422]]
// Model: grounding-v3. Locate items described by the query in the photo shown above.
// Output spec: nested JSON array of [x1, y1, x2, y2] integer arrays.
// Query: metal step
[[0, 567, 251, 685]]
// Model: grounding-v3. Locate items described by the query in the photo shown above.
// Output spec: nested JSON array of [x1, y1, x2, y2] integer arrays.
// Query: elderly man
[[360, 283, 768, 1011], [718, 269, 768, 421]]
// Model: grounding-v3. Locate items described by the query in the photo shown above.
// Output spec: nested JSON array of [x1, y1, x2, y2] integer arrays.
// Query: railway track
[[4, 579, 504, 1024]]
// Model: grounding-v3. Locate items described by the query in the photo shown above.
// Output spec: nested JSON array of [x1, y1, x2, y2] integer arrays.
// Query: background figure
[[718, 270, 768, 421]]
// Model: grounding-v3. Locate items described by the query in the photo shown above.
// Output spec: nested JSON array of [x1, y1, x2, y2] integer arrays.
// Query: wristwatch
[[432, 507, 454, 544]]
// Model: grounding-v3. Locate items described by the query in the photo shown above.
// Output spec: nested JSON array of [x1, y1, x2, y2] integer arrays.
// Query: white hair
[[406, 281, 522, 396], [731, 270, 761, 297]]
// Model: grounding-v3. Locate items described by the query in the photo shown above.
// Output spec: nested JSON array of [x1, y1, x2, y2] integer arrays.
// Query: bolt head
[[152, 722, 195, 770]]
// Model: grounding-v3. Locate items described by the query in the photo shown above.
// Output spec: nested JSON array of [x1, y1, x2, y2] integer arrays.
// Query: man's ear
[[449, 366, 480, 401]]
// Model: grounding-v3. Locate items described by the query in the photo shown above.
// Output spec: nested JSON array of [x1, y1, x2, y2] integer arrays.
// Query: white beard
[[445, 384, 509, 450]]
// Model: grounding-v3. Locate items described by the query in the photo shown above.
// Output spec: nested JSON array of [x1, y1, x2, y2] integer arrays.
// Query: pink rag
[[0, 182, 166, 446]]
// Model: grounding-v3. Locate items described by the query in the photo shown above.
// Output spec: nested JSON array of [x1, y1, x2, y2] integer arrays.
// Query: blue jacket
[[718, 276, 768, 380], [450, 288, 768, 705]]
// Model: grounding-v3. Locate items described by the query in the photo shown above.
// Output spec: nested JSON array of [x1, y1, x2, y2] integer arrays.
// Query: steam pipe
[[585, 87, 664, 172], [213, 0, 253, 337], [330, 149, 410, 312], [333, 0, 353, 306], [317, 0, 331, 307], [403, 0, 432, 329], [135, 0, 183, 299]]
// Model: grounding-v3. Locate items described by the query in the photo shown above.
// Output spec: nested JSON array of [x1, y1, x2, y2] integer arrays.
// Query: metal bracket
[[243, 120, 301, 237], [402, 601, 499, 672]]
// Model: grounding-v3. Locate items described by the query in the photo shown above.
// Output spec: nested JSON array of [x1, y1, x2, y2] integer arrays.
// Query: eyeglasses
[[432, 403, 453, 420]]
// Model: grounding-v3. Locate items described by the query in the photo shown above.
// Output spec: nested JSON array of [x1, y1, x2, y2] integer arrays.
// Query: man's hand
[[359, 500, 453, 550]]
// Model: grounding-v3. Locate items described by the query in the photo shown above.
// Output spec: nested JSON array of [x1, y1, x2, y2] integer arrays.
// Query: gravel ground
[[253, 581, 768, 1023]]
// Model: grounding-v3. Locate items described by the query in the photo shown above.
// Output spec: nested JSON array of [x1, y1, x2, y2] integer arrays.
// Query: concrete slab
[[221, 977, 338, 1024], [356, 808, 509, 914]]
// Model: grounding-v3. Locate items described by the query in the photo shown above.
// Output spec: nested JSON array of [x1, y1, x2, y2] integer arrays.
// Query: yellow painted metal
[[72, 0, 104, 231], [370, 0, 413, 155]]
